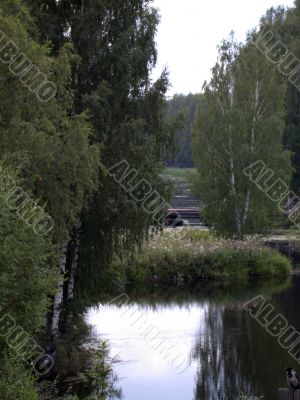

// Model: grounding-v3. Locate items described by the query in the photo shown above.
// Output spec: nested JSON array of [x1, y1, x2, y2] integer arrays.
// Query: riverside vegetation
[[113, 230, 291, 287]]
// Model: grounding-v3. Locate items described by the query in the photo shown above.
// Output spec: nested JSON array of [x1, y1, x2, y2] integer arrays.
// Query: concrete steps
[[164, 173, 204, 227]]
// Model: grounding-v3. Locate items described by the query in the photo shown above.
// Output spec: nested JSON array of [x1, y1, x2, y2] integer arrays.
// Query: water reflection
[[193, 277, 300, 400], [88, 302, 200, 399], [86, 278, 300, 400], [193, 303, 256, 399]]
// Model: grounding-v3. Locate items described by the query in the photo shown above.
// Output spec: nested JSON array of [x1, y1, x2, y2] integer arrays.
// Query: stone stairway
[[165, 175, 204, 227]]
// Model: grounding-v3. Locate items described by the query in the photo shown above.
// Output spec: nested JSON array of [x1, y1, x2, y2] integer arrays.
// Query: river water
[[86, 277, 300, 400]]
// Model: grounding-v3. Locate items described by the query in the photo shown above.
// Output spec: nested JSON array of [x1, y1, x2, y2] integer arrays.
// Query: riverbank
[[119, 230, 291, 286]]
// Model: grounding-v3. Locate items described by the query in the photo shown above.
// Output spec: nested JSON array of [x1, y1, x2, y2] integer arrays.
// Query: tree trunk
[[67, 230, 80, 301], [243, 188, 251, 228], [50, 241, 68, 339], [229, 135, 242, 239], [243, 123, 254, 229], [232, 177, 242, 238], [243, 77, 259, 230], [228, 68, 242, 239]]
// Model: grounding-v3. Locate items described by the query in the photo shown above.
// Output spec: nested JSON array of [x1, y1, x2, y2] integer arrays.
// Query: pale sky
[[152, 0, 295, 96]]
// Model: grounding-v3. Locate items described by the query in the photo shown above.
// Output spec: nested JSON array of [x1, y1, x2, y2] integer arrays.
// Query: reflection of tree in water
[[192, 303, 250, 400], [41, 311, 123, 400], [63, 341, 123, 400], [126, 279, 295, 400], [192, 300, 294, 400]]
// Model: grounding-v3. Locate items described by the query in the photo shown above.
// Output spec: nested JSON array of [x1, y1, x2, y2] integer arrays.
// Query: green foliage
[[0, 0, 101, 242], [119, 232, 291, 286], [75, 341, 121, 400], [0, 353, 39, 400], [0, 0, 174, 397], [179, 229, 214, 241], [21, 0, 176, 298], [192, 32, 291, 238], [1, 0, 299, 398], [0, 168, 57, 399], [64, 0, 176, 299], [166, 93, 201, 168], [39, 340, 121, 400], [268, 4, 300, 194], [0, 167, 56, 335]]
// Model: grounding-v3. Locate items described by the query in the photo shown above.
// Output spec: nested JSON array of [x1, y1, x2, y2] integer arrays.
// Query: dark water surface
[[86, 277, 300, 400]]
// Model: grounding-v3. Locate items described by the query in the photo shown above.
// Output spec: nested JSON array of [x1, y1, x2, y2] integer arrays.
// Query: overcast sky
[[152, 0, 295, 96]]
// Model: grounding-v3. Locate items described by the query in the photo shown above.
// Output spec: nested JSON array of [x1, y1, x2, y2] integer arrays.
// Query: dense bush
[[0, 168, 57, 337], [0, 170, 57, 399], [0, 353, 39, 400]]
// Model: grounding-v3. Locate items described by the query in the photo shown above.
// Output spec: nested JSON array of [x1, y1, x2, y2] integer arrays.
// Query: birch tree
[[192, 33, 291, 238]]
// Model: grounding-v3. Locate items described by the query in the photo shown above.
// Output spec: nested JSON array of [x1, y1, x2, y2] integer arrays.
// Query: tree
[[192, 33, 291, 238], [254, 4, 300, 195], [0, 0, 100, 339], [22, 0, 175, 320], [281, 1, 300, 194]]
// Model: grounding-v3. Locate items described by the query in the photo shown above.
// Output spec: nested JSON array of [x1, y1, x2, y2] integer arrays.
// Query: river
[[85, 276, 300, 400]]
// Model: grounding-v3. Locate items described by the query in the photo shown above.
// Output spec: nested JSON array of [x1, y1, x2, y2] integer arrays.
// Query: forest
[[1, 0, 300, 399], [166, 93, 199, 168]]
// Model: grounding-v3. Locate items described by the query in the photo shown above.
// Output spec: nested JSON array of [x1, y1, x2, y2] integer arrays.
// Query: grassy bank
[[119, 230, 291, 287], [164, 167, 196, 178]]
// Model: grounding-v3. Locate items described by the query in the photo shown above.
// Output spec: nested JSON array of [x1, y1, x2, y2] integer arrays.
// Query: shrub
[[0, 354, 39, 400], [0, 168, 57, 336]]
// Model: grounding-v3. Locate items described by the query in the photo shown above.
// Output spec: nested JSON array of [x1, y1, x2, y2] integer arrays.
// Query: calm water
[[86, 277, 300, 400]]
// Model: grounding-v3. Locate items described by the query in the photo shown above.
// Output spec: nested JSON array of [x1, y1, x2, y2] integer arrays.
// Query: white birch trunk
[[67, 231, 80, 301], [229, 136, 242, 239], [228, 68, 242, 239], [243, 188, 251, 228], [50, 241, 68, 339], [243, 78, 260, 229]]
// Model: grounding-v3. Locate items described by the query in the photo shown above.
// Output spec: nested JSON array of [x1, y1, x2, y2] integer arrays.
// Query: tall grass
[[117, 230, 291, 287]]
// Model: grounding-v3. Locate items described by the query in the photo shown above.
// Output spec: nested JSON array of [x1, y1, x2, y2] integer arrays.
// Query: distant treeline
[[166, 93, 201, 168]]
